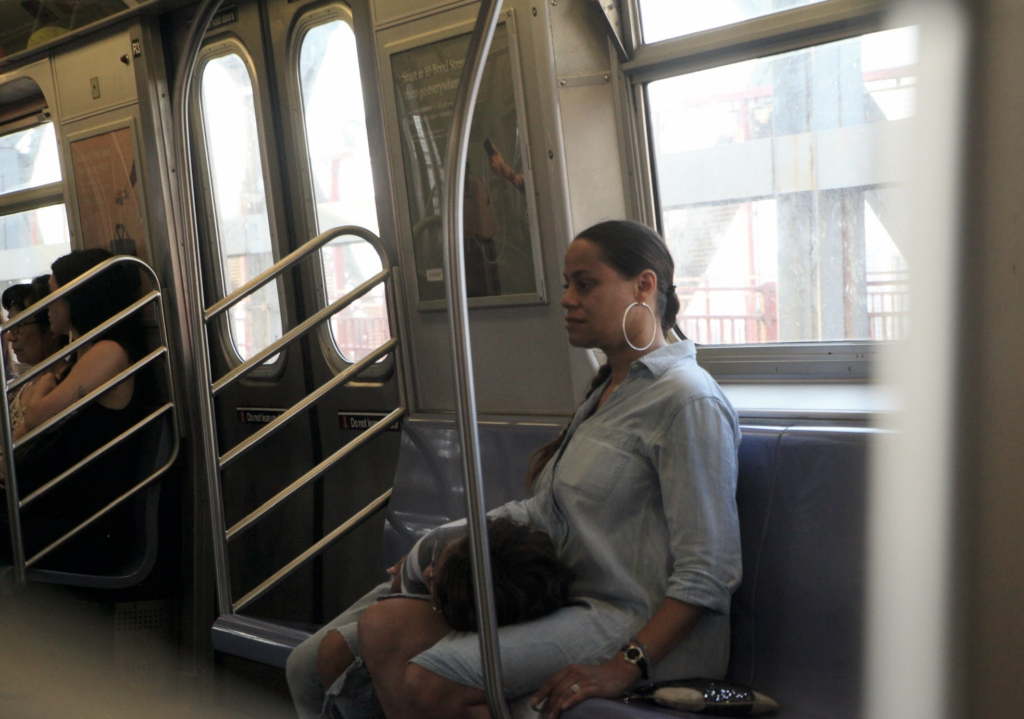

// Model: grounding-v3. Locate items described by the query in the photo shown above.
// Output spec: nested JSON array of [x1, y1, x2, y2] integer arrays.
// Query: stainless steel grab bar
[[233, 488, 393, 613], [211, 264, 389, 395], [0, 255, 180, 588], [218, 338, 398, 470], [21, 403, 174, 508], [171, 0, 405, 622], [171, 0, 232, 616], [8, 288, 158, 393], [441, 1, 512, 718], [204, 225, 381, 323], [226, 406, 406, 541], [15, 347, 166, 450]]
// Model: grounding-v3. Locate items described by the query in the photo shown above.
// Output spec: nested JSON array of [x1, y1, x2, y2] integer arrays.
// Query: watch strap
[[621, 638, 651, 680]]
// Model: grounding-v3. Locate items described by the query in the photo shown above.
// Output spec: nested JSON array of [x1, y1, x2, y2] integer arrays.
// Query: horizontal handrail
[[25, 431, 179, 568], [15, 347, 166, 450], [204, 225, 382, 323], [227, 406, 406, 541], [212, 268, 390, 396], [218, 338, 397, 470], [7, 290, 159, 393], [233, 488, 392, 613], [20, 403, 174, 508], [2, 255, 154, 334]]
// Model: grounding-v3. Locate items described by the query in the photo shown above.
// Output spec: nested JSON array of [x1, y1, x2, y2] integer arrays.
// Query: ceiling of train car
[[0, 0, 129, 59]]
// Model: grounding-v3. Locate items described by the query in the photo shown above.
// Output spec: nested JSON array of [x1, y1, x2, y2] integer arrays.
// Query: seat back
[[727, 426, 872, 719], [381, 418, 560, 566], [26, 411, 176, 589], [379, 419, 873, 719]]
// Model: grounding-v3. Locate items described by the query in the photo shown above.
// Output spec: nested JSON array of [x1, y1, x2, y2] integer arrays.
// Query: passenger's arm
[[532, 598, 704, 718], [20, 341, 129, 434]]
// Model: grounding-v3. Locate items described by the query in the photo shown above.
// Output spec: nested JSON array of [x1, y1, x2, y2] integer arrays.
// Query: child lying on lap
[[390, 517, 575, 631]]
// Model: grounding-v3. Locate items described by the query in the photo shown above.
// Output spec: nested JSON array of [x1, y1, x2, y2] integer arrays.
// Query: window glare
[[0, 123, 61, 196], [298, 20, 391, 364], [648, 28, 917, 345], [200, 52, 283, 363], [0, 204, 71, 294], [638, 0, 827, 44]]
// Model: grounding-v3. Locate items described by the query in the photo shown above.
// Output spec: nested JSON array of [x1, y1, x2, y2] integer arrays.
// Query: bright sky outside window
[[0, 123, 61, 196], [200, 52, 283, 363], [298, 19, 391, 364], [647, 27, 917, 345]]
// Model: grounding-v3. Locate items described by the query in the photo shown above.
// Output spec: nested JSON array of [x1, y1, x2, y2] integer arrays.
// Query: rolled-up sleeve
[[652, 397, 742, 614]]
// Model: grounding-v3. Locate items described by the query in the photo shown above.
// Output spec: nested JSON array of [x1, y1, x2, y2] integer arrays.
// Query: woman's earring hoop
[[622, 302, 657, 352]]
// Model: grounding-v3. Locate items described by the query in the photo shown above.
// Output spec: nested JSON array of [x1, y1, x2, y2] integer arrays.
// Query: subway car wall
[[0, 1, 1020, 718]]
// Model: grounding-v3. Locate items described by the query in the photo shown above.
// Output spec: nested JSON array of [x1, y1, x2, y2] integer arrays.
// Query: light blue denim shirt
[[497, 338, 742, 620]]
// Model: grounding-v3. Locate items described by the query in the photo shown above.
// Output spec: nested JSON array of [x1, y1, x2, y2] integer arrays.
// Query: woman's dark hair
[[2, 275, 53, 330], [432, 518, 574, 632], [526, 220, 683, 489], [51, 249, 143, 359], [575, 220, 681, 334]]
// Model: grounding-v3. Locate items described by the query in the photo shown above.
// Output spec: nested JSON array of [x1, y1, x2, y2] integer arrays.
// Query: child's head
[[431, 518, 574, 632]]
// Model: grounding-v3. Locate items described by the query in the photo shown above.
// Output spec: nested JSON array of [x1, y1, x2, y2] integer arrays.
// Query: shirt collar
[[632, 339, 697, 379]]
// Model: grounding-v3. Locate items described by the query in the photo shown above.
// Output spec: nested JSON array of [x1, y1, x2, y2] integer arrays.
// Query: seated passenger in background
[[2, 249, 147, 569], [2, 276, 69, 433], [394, 518, 575, 632]]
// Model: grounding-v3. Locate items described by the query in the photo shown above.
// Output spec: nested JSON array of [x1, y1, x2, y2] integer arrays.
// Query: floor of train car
[[0, 584, 294, 718]]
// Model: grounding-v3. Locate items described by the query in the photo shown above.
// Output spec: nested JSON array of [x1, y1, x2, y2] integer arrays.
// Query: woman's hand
[[531, 655, 641, 719], [21, 372, 56, 409], [385, 554, 407, 593]]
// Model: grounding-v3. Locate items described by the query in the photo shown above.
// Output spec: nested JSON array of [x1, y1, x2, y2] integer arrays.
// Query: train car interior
[[0, 0, 1021, 718]]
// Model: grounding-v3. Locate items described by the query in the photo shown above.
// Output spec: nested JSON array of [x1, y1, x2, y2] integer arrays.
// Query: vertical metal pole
[[440, 2, 513, 718], [171, 0, 233, 616], [0, 335, 26, 587]]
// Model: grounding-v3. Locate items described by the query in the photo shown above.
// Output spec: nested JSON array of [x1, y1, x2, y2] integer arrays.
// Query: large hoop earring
[[622, 302, 657, 351]]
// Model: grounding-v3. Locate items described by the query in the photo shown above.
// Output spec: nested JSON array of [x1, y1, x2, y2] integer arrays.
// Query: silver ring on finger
[[570, 683, 581, 695]]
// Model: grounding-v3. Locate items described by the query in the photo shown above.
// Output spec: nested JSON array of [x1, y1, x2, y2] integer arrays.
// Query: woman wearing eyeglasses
[[1, 276, 68, 433]]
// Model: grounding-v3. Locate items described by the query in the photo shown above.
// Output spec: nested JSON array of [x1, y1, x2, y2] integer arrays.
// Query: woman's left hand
[[531, 656, 641, 719]]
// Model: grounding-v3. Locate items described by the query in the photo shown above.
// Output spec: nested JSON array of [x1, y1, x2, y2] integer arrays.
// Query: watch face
[[625, 647, 642, 662]]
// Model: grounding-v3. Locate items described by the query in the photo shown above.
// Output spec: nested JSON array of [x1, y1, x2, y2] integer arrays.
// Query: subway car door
[[165, 0, 402, 629]]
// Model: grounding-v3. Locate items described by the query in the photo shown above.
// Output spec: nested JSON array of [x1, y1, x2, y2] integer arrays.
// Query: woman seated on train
[[287, 220, 742, 719], [2, 276, 69, 433], [13, 249, 145, 445], [1, 249, 148, 567]]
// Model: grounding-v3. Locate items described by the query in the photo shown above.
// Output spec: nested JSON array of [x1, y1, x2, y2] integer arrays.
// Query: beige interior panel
[[54, 28, 137, 122]]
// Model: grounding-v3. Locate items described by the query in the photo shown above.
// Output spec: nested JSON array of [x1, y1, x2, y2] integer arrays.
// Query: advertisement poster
[[69, 126, 147, 264], [392, 24, 539, 305]]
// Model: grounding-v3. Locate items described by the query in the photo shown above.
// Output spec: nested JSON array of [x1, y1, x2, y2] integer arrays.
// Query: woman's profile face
[[561, 238, 639, 351], [8, 306, 54, 365], [46, 274, 71, 337]]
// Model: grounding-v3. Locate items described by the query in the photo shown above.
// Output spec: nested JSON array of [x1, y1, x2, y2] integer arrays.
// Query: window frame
[[0, 111, 71, 292], [620, 0, 899, 381], [288, 3, 395, 381], [192, 37, 288, 378]]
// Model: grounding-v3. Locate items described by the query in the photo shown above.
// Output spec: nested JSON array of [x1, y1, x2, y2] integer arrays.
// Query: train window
[[0, 120, 69, 299], [296, 14, 392, 366], [198, 50, 284, 364], [637, 0, 828, 44], [645, 26, 916, 347], [0, 123, 61, 195]]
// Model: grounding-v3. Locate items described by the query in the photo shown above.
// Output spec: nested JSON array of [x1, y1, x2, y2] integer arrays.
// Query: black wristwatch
[[620, 638, 650, 680]]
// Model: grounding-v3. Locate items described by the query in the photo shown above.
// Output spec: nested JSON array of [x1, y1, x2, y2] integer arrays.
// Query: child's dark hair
[[432, 518, 574, 632]]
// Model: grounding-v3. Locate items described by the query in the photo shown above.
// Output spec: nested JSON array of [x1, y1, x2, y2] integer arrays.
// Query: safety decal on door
[[338, 413, 403, 432], [237, 407, 286, 424]]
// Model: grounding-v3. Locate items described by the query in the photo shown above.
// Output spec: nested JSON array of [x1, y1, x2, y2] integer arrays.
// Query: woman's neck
[[603, 337, 668, 387]]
